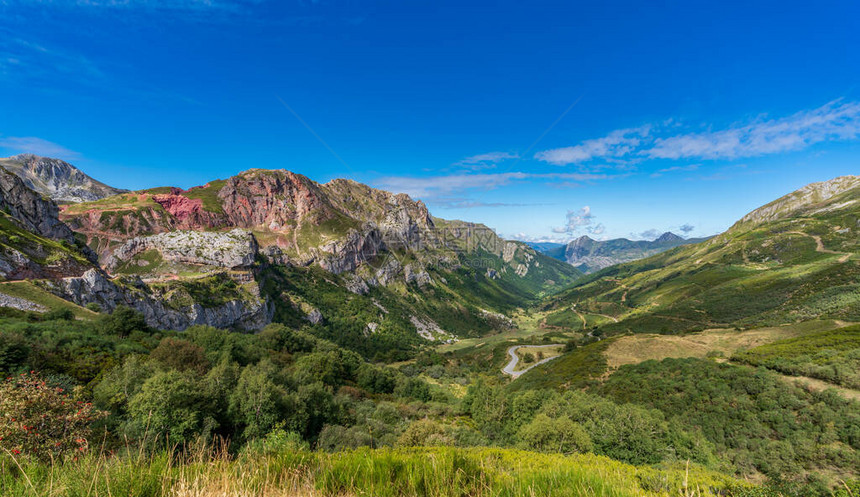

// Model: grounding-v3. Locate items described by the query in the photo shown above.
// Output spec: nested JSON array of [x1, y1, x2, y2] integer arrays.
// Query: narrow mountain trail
[[786, 231, 852, 262], [592, 312, 619, 323], [502, 344, 564, 379], [575, 310, 587, 327], [569, 306, 588, 328]]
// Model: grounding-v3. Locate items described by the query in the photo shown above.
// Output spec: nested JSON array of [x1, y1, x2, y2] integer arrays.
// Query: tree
[[516, 414, 592, 455], [395, 377, 431, 402], [127, 370, 214, 443], [228, 360, 296, 441], [0, 333, 28, 374], [150, 338, 209, 374], [357, 364, 396, 394], [99, 305, 148, 337]]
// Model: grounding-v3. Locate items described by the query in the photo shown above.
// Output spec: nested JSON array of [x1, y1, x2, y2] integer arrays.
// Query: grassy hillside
[[542, 176, 859, 335], [733, 324, 860, 389]]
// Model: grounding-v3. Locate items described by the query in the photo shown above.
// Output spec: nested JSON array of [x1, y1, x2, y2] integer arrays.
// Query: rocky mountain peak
[[735, 175, 860, 228], [0, 154, 125, 203], [655, 232, 683, 243]]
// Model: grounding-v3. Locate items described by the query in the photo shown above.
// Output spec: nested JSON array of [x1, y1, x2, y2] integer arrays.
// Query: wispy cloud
[[534, 125, 650, 166], [633, 229, 662, 240], [507, 232, 571, 244], [679, 223, 694, 234], [429, 197, 542, 209], [646, 100, 860, 160], [551, 206, 605, 236], [454, 151, 519, 170], [373, 171, 609, 199], [535, 100, 860, 166], [0, 136, 80, 159], [649, 163, 699, 178], [0, 34, 103, 82], [1, 0, 257, 11]]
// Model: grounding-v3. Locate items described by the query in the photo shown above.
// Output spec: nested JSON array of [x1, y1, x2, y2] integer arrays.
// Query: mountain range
[[0, 155, 579, 357], [527, 231, 708, 273]]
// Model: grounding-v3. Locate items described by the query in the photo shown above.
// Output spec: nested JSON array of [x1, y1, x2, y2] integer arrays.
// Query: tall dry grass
[[1, 441, 753, 497]]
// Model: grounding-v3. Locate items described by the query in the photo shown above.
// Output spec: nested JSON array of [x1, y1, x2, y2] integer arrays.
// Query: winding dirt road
[[502, 344, 564, 379]]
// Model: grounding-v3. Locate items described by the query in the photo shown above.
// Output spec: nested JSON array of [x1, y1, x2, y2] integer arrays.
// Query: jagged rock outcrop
[[314, 228, 383, 274], [0, 167, 80, 244], [0, 293, 47, 312], [106, 229, 258, 271], [47, 269, 272, 330], [220, 170, 333, 229], [0, 154, 124, 203], [0, 166, 97, 280]]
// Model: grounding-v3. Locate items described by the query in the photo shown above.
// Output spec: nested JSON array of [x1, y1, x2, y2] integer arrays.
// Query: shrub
[[99, 305, 148, 337], [397, 419, 452, 447], [0, 372, 107, 461], [150, 337, 209, 374], [516, 414, 592, 455], [43, 308, 75, 321], [0, 334, 28, 374]]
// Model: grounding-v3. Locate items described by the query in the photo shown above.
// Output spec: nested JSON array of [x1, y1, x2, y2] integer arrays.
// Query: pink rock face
[[218, 170, 335, 230], [152, 194, 204, 222]]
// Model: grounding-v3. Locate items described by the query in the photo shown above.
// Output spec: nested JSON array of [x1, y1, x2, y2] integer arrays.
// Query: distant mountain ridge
[[528, 232, 707, 273], [0, 154, 125, 203]]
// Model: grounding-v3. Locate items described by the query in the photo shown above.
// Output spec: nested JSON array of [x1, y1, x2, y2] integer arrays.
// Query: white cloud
[[645, 100, 860, 160], [455, 151, 519, 170], [534, 125, 650, 165], [0, 35, 104, 81], [649, 164, 699, 178], [535, 100, 860, 167], [374, 171, 609, 199], [551, 206, 605, 236], [635, 229, 661, 240], [0, 136, 80, 159], [507, 232, 571, 243], [679, 224, 694, 233]]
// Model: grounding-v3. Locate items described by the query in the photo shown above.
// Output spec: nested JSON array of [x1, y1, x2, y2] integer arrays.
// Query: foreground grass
[[0, 446, 751, 497]]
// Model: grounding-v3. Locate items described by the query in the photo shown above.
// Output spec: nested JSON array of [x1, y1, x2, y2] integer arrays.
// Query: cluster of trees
[[461, 380, 717, 467], [593, 358, 860, 482], [0, 307, 443, 455]]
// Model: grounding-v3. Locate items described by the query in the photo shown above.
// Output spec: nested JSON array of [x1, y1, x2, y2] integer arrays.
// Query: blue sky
[[1, 0, 858, 242]]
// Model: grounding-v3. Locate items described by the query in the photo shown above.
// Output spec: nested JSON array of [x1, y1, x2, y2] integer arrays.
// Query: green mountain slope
[[541, 175, 859, 335]]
